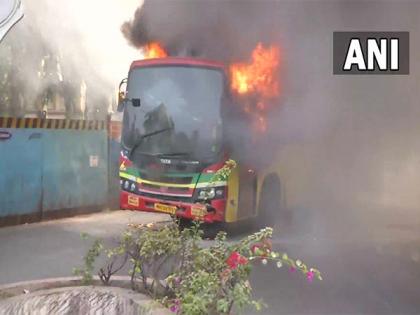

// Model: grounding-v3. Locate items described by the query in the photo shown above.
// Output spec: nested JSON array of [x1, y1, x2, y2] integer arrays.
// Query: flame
[[143, 42, 168, 59], [230, 43, 280, 97], [229, 43, 280, 132]]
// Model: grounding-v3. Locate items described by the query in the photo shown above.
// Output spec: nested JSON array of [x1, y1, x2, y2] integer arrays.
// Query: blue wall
[[0, 129, 108, 218], [108, 138, 121, 208], [0, 130, 43, 216]]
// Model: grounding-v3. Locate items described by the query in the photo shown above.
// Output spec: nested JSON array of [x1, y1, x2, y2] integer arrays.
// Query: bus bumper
[[120, 191, 226, 223]]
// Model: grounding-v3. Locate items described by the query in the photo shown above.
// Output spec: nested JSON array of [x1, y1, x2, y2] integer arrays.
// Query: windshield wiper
[[129, 127, 173, 158]]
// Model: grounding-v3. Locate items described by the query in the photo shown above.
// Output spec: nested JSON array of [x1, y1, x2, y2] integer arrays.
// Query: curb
[[0, 276, 171, 314]]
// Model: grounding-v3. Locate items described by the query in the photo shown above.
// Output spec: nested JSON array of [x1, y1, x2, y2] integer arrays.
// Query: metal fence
[[0, 117, 111, 224]]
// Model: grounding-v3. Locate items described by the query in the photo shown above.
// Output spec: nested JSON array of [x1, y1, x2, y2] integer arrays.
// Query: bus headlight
[[123, 180, 129, 190], [195, 187, 225, 200]]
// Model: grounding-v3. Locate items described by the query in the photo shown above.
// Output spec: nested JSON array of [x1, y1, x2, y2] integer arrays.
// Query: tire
[[176, 218, 221, 239], [202, 223, 224, 239], [177, 218, 191, 231], [256, 174, 290, 231]]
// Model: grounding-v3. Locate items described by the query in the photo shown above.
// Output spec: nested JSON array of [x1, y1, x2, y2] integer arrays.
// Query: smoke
[[122, 0, 287, 165], [122, 0, 281, 61], [0, 0, 141, 118], [122, 0, 420, 241]]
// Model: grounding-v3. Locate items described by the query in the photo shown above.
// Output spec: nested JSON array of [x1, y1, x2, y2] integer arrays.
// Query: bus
[[117, 57, 280, 227]]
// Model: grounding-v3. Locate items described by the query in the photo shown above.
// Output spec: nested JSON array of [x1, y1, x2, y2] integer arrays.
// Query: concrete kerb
[[0, 276, 171, 314]]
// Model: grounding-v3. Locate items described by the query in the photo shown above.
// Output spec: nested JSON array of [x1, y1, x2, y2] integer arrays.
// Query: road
[[244, 216, 420, 315], [1, 210, 420, 314], [0, 210, 170, 285]]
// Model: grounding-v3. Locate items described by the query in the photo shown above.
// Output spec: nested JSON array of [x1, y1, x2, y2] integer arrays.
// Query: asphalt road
[[1, 210, 420, 314], [243, 216, 420, 315], [0, 211, 170, 285]]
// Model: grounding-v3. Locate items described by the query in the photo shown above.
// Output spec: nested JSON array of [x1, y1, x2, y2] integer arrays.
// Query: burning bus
[[117, 43, 282, 227]]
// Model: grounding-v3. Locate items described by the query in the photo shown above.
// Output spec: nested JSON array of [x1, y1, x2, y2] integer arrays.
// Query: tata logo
[[333, 32, 409, 75], [160, 159, 171, 165]]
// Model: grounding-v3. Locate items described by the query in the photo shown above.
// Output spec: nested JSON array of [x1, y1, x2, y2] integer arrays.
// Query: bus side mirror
[[117, 92, 125, 112], [117, 78, 128, 112]]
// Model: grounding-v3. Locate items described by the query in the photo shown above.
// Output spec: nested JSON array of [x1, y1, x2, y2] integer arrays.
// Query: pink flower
[[170, 299, 180, 313], [250, 244, 261, 254], [250, 239, 272, 258], [289, 266, 296, 273], [306, 271, 314, 282], [226, 251, 248, 270]]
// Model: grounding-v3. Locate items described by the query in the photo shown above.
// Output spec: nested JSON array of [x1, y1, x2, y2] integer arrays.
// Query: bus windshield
[[122, 65, 224, 163]]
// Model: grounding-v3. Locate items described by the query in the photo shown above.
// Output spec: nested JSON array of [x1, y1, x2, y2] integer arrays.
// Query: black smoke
[[122, 0, 287, 168], [122, 0, 282, 61]]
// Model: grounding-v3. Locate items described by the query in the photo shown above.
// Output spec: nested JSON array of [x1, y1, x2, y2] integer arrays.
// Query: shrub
[[74, 222, 321, 315]]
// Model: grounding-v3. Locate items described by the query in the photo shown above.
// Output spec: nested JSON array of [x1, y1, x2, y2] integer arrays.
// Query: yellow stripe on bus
[[225, 166, 239, 223], [120, 172, 195, 189]]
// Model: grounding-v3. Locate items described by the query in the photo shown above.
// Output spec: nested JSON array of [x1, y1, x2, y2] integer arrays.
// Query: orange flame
[[230, 43, 280, 97], [143, 42, 168, 59], [229, 43, 281, 132]]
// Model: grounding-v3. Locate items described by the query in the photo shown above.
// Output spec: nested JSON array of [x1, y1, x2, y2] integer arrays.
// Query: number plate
[[154, 203, 177, 215], [191, 204, 207, 217], [128, 195, 139, 207]]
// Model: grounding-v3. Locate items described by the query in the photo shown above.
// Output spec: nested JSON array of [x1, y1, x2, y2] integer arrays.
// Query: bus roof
[[130, 57, 225, 71]]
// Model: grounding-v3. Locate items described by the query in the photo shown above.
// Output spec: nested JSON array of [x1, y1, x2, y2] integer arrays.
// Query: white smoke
[[0, 0, 143, 117], [23, 0, 142, 83]]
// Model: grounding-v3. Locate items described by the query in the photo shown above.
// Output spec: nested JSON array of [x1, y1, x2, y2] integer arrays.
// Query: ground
[[1, 210, 420, 314], [248, 231, 420, 314], [0, 210, 170, 285]]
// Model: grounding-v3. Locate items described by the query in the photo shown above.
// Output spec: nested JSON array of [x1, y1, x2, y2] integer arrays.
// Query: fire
[[229, 43, 281, 132], [230, 43, 280, 97], [143, 42, 167, 59]]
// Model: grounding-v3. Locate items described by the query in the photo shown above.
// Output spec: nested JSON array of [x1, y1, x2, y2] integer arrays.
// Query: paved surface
[[0, 210, 170, 285], [244, 219, 420, 315], [1, 210, 420, 314]]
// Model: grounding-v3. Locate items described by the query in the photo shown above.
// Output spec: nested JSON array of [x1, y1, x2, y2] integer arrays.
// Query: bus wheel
[[177, 218, 191, 231], [256, 174, 288, 231], [202, 223, 224, 239]]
